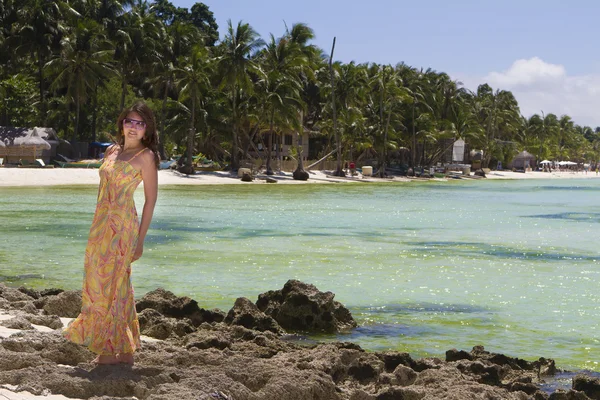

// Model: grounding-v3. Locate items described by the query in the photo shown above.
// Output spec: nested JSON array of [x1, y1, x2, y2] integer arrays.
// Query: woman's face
[[122, 112, 147, 143]]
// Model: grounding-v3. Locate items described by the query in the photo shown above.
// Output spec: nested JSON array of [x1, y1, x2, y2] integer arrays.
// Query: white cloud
[[455, 58, 600, 128]]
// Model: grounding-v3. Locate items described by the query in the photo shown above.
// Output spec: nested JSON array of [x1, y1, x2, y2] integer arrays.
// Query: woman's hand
[[132, 242, 143, 262]]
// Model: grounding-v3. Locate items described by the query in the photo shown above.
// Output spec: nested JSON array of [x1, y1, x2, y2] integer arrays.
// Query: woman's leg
[[117, 353, 134, 365], [92, 354, 120, 364]]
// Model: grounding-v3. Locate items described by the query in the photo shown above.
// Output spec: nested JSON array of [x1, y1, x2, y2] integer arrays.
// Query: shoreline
[[0, 167, 599, 187]]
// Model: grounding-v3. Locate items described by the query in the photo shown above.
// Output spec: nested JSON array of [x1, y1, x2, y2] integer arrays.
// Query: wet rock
[[376, 351, 418, 372], [446, 348, 473, 362], [42, 291, 82, 318], [241, 172, 253, 182], [509, 381, 540, 395], [225, 297, 284, 334], [573, 374, 600, 399], [17, 287, 40, 299], [549, 390, 592, 399], [470, 345, 542, 371], [475, 168, 487, 177], [456, 359, 507, 386], [136, 288, 225, 326], [539, 357, 558, 376], [40, 288, 64, 297], [256, 279, 357, 333]]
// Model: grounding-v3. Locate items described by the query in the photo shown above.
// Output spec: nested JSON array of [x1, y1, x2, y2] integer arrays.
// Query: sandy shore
[[0, 167, 599, 187]]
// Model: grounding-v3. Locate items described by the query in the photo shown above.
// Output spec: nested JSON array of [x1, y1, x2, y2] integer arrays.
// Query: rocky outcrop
[[137, 308, 195, 340], [42, 290, 82, 318], [256, 280, 357, 333], [136, 288, 225, 326], [0, 282, 598, 400], [225, 297, 284, 334], [573, 374, 600, 399]]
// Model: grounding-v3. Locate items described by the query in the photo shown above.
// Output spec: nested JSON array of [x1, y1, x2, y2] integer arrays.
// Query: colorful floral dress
[[63, 148, 146, 355]]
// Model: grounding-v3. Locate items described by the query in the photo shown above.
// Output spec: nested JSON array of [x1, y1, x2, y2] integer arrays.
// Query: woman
[[64, 101, 159, 365]]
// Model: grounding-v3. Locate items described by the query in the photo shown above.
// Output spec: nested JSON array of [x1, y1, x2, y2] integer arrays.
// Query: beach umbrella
[[540, 160, 551, 164]]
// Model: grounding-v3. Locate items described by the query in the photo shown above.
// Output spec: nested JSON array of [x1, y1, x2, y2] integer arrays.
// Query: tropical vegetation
[[2, 0, 600, 173]]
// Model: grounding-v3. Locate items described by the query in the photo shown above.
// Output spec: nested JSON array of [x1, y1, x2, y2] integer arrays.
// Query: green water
[[1, 180, 599, 371]]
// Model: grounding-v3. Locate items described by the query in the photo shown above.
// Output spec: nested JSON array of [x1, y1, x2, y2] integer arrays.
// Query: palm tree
[[175, 45, 210, 174], [218, 20, 264, 172], [287, 23, 320, 179], [148, 21, 201, 159], [259, 33, 305, 174], [45, 19, 115, 143], [471, 84, 521, 168], [15, 0, 72, 125], [367, 64, 410, 177]]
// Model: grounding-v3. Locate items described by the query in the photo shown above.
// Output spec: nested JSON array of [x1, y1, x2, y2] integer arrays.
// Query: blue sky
[[173, 0, 600, 127]]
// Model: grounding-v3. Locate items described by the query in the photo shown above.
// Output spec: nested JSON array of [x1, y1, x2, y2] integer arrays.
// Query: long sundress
[[63, 148, 147, 355]]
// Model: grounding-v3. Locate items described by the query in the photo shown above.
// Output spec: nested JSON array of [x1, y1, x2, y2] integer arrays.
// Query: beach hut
[[0, 126, 52, 164], [509, 150, 536, 170], [34, 127, 60, 162]]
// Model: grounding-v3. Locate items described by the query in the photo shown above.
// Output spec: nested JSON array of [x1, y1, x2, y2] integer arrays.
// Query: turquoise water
[[1, 180, 599, 371]]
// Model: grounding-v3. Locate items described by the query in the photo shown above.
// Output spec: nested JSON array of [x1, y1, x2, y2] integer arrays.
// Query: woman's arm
[[132, 151, 158, 261]]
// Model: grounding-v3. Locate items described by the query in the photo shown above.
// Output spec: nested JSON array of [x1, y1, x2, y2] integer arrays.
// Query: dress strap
[[128, 147, 147, 163]]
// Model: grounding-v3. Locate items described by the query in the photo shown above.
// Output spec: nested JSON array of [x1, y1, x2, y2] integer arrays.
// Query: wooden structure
[[0, 127, 56, 164]]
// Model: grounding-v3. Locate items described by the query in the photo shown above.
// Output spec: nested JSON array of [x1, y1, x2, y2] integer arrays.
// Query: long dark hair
[[116, 101, 160, 169]]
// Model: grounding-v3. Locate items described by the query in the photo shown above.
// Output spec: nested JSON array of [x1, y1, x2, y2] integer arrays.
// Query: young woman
[[64, 101, 159, 365]]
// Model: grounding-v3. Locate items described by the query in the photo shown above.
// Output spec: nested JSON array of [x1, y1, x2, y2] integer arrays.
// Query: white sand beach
[[0, 167, 598, 187]]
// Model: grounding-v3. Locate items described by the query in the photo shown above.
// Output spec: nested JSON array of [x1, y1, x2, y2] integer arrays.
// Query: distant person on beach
[[63, 101, 159, 365], [349, 161, 356, 176]]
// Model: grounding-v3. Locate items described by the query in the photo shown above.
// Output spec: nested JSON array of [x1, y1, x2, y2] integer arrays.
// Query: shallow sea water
[[1, 179, 599, 371]]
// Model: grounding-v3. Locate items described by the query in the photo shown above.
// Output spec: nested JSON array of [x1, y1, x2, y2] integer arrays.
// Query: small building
[[0, 126, 59, 164], [509, 150, 536, 170]]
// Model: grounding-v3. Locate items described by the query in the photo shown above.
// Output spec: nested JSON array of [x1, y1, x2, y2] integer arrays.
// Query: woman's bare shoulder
[[140, 148, 157, 166], [106, 144, 120, 156]]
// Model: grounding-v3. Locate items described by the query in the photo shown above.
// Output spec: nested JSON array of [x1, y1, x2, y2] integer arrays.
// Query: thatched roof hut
[[509, 150, 536, 169], [0, 126, 57, 163]]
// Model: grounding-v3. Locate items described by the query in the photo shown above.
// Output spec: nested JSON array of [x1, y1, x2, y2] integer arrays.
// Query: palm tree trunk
[[296, 110, 305, 171], [276, 133, 281, 172], [38, 56, 46, 126], [185, 96, 196, 174], [266, 109, 275, 175], [411, 98, 416, 168], [73, 87, 80, 157], [91, 84, 98, 143], [379, 107, 392, 178], [158, 83, 168, 160], [232, 87, 239, 171], [120, 73, 127, 111], [329, 37, 343, 176]]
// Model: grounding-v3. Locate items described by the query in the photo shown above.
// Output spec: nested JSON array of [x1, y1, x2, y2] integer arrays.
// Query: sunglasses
[[123, 118, 147, 130]]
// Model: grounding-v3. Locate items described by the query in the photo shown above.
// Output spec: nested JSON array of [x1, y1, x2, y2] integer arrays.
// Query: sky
[[174, 0, 600, 127]]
